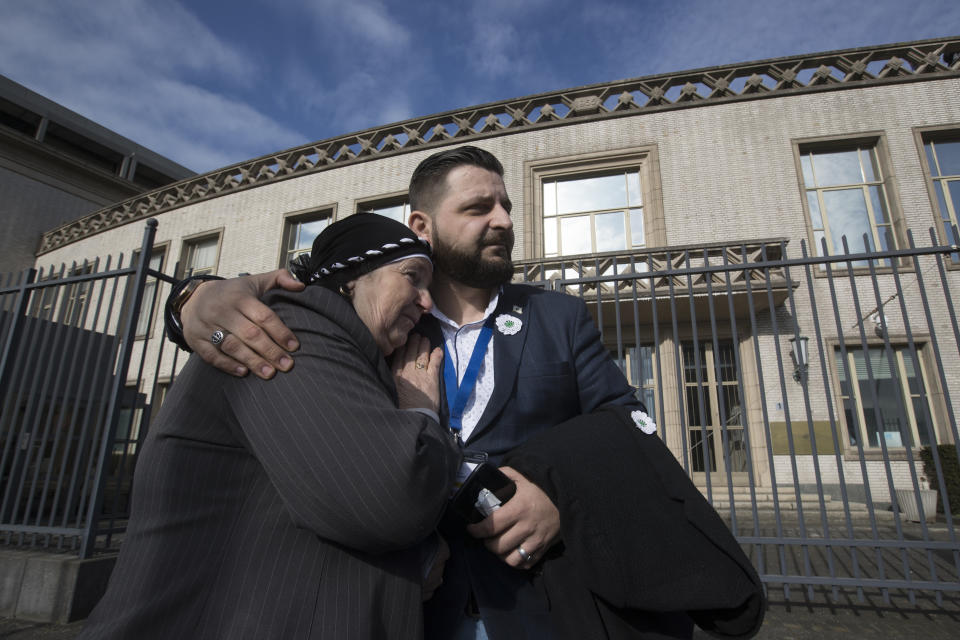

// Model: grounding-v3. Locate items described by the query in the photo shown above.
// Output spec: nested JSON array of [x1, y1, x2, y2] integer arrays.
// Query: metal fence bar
[[47, 256, 115, 552], [4, 264, 67, 544], [1, 222, 956, 604], [20, 261, 87, 545], [543, 228, 958, 599], [884, 232, 942, 604], [665, 250, 692, 476], [80, 219, 158, 558], [799, 239, 861, 602], [738, 243, 782, 599], [65, 256, 126, 552]]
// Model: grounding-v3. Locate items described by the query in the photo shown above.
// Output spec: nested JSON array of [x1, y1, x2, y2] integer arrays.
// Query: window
[[528, 148, 665, 259], [612, 344, 658, 418], [28, 263, 91, 324], [542, 171, 644, 256], [836, 346, 937, 449], [30, 272, 60, 319], [798, 140, 898, 262], [682, 340, 747, 477], [131, 247, 166, 338], [61, 262, 94, 326], [921, 132, 960, 263], [281, 211, 332, 268], [358, 197, 410, 224], [149, 381, 171, 423], [178, 232, 221, 278]]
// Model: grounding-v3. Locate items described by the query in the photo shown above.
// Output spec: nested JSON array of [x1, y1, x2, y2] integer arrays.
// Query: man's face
[[426, 165, 515, 289]]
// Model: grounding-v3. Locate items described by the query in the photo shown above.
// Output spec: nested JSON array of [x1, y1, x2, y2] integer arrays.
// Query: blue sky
[[1, 0, 956, 173]]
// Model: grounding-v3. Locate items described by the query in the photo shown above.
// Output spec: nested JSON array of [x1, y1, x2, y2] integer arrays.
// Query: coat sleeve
[[566, 295, 645, 413], [222, 293, 461, 555]]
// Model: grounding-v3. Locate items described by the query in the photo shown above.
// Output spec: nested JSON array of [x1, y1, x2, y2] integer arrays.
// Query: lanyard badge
[[442, 319, 494, 438]]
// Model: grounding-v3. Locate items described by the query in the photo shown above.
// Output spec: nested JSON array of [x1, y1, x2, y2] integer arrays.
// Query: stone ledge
[[0, 549, 115, 623]]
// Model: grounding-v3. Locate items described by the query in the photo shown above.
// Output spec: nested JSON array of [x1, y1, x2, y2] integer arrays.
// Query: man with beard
[[166, 146, 643, 639]]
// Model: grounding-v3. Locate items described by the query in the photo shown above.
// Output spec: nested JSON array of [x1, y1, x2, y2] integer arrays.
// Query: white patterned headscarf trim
[[288, 214, 431, 287]]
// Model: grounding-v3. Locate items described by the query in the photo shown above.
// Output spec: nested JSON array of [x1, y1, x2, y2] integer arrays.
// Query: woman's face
[[350, 257, 434, 356]]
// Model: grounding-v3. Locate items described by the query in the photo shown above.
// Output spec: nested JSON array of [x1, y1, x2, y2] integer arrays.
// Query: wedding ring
[[210, 329, 227, 347], [415, 360, 426, 369], [517, 546, 533, 563]]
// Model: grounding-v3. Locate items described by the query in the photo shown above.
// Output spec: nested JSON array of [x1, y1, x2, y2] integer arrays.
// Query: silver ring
[[517, 546, 533, 563], [210, 329, 227, 346], [415, 361, 426, 370]]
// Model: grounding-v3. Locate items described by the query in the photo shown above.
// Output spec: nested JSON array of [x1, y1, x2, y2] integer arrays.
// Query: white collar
[[430, 287, 502, 331]]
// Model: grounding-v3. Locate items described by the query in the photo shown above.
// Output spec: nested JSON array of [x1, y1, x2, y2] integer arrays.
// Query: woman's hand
[[392, 334, 443, 415]]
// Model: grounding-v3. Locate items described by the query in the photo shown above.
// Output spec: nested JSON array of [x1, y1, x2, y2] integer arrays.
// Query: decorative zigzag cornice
[[38, 37, 960, 255]]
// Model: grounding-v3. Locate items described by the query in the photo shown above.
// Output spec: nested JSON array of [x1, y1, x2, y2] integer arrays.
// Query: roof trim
[[38, 37, 960, 255]]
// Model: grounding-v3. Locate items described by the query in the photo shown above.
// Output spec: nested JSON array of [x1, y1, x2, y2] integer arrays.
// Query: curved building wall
[[36, 78, 960, 272], [26, 40, 960, 500]]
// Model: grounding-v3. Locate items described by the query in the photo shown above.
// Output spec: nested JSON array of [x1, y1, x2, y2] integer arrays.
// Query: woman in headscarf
[[79, 215, 460, 640]]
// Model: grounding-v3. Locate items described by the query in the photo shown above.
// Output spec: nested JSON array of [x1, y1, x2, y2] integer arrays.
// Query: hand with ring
[[210, 329, 228, 347], [516, 545, 535, 563], [391, 333, 442, 415], [465, 466, 561, 569]]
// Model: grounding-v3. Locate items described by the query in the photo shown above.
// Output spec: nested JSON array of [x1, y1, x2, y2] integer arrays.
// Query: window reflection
[[284, 214, 331, 268], [800, 144, 895, 263], [836, 346, 936, 448], [923, 136, 960, 263], [542, 170, 644, 256]]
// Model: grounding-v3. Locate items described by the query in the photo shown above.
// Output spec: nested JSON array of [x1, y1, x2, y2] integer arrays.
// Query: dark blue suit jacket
[[423, 283, 642, 640]]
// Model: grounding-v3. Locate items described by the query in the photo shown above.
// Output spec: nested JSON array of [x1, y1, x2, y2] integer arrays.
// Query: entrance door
[[682, 340, 748, 484]]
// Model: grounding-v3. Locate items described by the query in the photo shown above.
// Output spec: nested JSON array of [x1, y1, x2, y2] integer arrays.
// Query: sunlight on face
[[349, 257, 433, 356]]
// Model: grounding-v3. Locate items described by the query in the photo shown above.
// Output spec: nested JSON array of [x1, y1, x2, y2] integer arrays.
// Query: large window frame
[[526, 147, 665, 260], [793, 134, 904, 268], [915, 125, 960, 265], [611, 343, 659, 420], [278, 206, 336, 269], [176, 229, 222, 279], [681, 339, 748, 482], [355, 192, 410, 224], [831, 341, 946, 455], [130, 242, 169, 339]]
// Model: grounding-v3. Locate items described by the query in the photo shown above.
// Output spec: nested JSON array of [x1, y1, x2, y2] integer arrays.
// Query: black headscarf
[[289, 214, 431, 290]]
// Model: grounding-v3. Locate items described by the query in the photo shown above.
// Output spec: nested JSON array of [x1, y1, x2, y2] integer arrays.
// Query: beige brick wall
[[35, 77, 960, 491]]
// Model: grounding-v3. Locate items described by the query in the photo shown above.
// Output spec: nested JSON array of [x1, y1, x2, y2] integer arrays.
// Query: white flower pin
[[495, 314, 522, 336], [631, 410, 656, 434]]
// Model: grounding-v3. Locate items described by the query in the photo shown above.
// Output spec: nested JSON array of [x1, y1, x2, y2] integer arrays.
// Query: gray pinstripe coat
[[79, 286, 460, 639]]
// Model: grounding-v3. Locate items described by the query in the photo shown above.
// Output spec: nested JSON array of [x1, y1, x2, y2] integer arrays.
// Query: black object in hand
[[451, 463, 517, 524]]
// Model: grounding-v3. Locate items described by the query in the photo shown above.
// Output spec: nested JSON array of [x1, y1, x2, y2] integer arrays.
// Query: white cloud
[[581, 0, 960, 81], [0, 0, 306, 172], [293, 0, 411, 50], [462, 2, 548, 82]]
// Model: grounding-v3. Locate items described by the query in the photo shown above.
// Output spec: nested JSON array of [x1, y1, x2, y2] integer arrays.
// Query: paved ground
[[4, 589, 959, 639]]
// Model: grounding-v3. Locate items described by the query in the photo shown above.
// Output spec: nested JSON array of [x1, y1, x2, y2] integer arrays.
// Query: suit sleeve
[[222, 295, 460, 555], [567, 295, 645, 413]]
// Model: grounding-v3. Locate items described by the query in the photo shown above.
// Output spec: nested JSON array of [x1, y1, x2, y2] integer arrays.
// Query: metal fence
[[516, 227, 959, 603], [0, 220, 181, 558], [2, 219, 958, 603]]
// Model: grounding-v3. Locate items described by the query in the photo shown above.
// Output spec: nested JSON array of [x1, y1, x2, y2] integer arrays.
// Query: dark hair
[[408, 146, 504, 214]]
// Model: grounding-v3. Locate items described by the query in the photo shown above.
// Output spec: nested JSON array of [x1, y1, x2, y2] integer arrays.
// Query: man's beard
[[431, 226, 514, 289]]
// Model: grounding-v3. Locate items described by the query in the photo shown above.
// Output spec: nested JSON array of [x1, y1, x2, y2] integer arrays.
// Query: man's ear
[[408, 210, 432, 242]]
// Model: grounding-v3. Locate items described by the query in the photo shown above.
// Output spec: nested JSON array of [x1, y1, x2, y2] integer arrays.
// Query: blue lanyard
[[443, 319, 494, 437]]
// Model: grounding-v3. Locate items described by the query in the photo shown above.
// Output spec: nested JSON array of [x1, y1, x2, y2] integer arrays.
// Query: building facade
[[4, 38, 959, 602], [0, 75, 194, 275]]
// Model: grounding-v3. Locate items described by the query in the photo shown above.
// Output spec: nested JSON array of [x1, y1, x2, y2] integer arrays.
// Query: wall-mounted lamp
[[789, 335, 809, 383]]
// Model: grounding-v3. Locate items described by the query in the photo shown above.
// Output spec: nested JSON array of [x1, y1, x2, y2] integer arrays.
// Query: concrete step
[[707, 499, 867, 512]]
